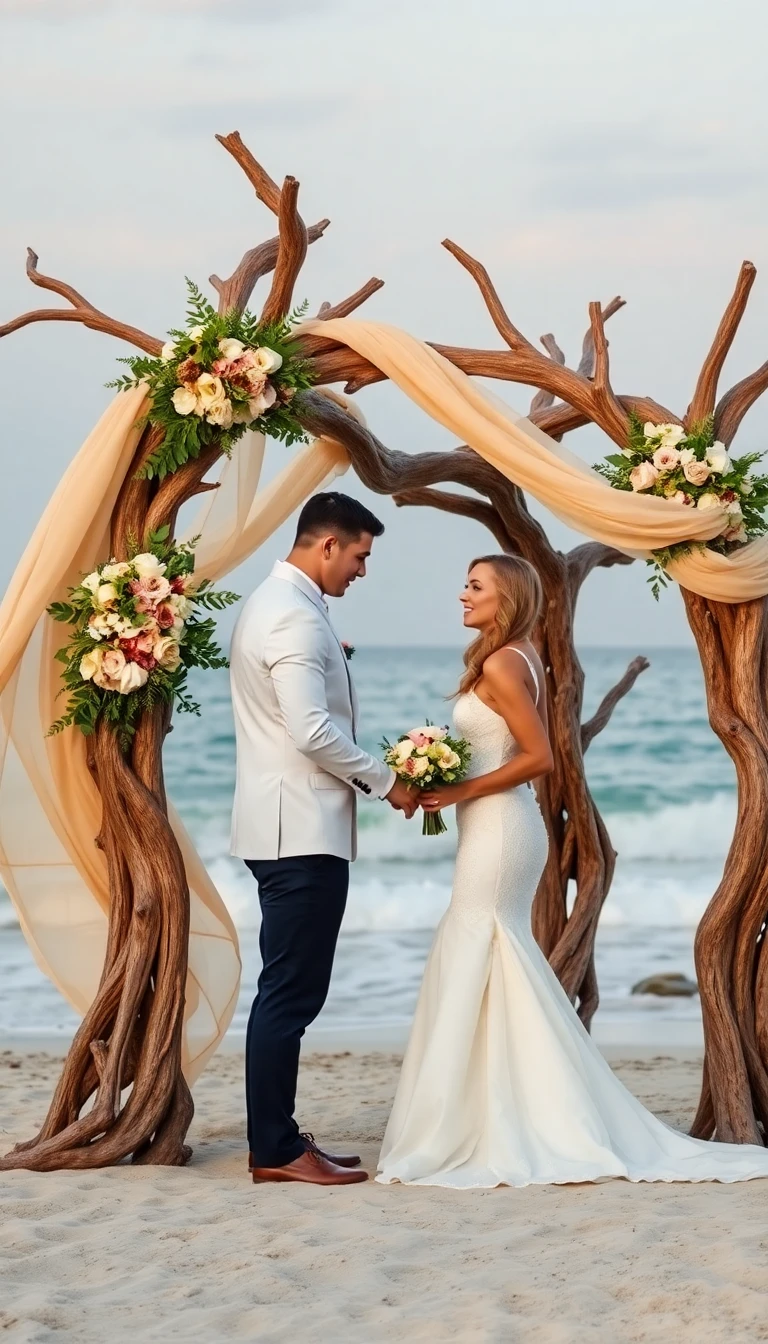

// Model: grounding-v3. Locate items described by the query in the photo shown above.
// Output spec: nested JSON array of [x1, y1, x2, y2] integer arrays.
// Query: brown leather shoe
[[251, 1149, 368, 1185], [248, 1134, 362, 1171]]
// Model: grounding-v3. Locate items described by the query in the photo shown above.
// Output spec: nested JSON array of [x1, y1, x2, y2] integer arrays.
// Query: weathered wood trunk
[[683, 592, 768, 1144]]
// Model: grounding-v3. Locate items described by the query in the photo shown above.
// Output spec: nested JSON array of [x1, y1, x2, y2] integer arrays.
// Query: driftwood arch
[[1, 130, 756, 1169]]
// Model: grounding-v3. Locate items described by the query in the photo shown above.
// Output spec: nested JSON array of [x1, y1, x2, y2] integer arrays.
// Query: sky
[[2, 0, 768, 648]]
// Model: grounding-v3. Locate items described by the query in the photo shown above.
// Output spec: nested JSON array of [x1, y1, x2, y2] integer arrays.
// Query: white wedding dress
[[377, 651, 768, 1189]]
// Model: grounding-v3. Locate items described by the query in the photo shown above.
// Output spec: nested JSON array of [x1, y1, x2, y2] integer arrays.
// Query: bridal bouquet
[[108, 281, 313, 480], [381, 724, 472, 836], [595, 414, 768, 598], [47, 527, 239, 745]]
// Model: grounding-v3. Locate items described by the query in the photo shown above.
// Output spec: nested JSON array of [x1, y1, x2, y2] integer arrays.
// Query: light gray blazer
[[229, 561, 395, 861]]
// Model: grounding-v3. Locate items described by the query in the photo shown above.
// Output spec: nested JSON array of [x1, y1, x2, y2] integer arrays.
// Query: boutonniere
[[341, 641, 355, 661]]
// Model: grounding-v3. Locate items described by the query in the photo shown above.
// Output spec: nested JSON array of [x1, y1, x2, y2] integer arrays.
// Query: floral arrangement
[[108, 282, 313, 480], [381, 723, 471, 836], [341, 641, 355, 661], [595, 415, 768, 598], [47, 527, 239, 745]]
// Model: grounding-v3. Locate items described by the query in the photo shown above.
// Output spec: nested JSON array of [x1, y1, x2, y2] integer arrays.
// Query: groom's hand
[[386, 777, 418, 819]]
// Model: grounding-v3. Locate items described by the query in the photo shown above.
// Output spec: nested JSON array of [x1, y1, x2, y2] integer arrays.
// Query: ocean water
[[0, 647, 731, 1038]]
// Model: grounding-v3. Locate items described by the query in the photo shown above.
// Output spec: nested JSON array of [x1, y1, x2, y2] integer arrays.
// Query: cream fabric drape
[[300, 319, 768, 603], [0, 388, 349, 1082]]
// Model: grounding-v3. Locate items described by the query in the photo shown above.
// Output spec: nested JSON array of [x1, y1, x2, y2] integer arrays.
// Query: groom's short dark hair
[[294, 492, 385, 546]]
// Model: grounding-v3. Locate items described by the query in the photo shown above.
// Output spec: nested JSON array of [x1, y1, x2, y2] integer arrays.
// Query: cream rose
[[437, 747, 461, 770], [172, 386, 199, 417], [101, 561, 130, 580], [81, 570, 101, 595], [252, 346, 283, 375], [407, 756, 430, 779], [652, 446, 680, 472], [131, 553, 167, 580], [193, 373, 224, 410], [118, 661, 149, 695], [152, 636, 182, 672], [683, 460, 711, 487], [629, 461, 659, 492], [218, 337, 245, 361], [206, 398, 234, 429], [160, 341, 177, 363], [188, 325, 205, 341], [678, 448, 695, 466], [706, 441, 731, 474], [741, 478, 754, 496], [724, 523, 748, 544], [96, 582, 118, 607], [394, 739, 415, 764], [671, 490, 692, 506], [696, 492, 722, 512], [79, 647, 104, 681]]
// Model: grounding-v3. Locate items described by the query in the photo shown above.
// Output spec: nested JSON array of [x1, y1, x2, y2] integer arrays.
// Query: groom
[[230, 492, 416, 1186]]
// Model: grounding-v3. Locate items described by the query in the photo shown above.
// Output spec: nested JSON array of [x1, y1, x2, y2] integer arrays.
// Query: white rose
[[724, 498, 743, 519], [218, 337, 245, 361], [160, 341, 177, 363], [629, 461, 659, 492], [251, 346, 283, 375], [169, 594, 192, 619], [79, 648, 104, 681], [131, 553, 167, 579], [683, 460, 711, 487], [206, 398, 234, 429], [724, 523, 748, 544], [659, 424, 686, 448], [231, 402, 254, 424], [643, 422, 659, 439], [696, 492, 722, 511], [96, 582, 118, 607], [652, 446, 680, 472], [438, 749, 461, 770], [741, 478, 754, 496], [248, 382, 278, 418], [172, 386, 199, 417], [101, 561, 130, 580], [188, 325, 205, 341], [118, 661, 149, 695], [81, 571, 101, 595], [394, 739, 415, 763], [678, 448, 696, 466], [672, 490, 692, 506], [706, 441, 731, 474]]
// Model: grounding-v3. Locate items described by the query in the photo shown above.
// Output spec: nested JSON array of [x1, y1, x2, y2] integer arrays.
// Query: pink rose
[[652, 446, 680, 472], [101, 648, 126, 680], [155, 602, 176, 630], [683, 459, 711, 487], [629, 462, 659, 492], [130, 575, 172, 611]]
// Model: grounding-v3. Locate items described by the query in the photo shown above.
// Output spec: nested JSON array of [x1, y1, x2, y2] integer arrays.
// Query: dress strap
[[505, 646, 540, 705]]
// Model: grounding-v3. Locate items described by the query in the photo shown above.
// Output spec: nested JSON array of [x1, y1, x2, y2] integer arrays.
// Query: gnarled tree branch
[[581, 656, 651, 752]]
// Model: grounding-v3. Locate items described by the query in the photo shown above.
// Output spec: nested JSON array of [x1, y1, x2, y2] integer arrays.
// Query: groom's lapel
[[271, 561, 357, 736]]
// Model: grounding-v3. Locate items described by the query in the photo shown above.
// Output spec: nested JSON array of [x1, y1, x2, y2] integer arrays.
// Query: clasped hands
[[385, 779, 467, 819]]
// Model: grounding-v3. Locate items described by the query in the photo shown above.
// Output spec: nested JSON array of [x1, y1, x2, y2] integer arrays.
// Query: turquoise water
[[0, 647, 732, 1035]]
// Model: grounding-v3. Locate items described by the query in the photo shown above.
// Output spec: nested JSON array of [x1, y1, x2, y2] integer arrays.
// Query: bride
[[377, 554, 768, 1189]]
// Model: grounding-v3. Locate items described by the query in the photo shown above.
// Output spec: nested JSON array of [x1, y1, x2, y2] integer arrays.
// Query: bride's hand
[[420, 784, 467, 812]]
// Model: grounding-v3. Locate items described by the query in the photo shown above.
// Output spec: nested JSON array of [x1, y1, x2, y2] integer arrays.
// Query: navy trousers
[[244, 854, 349, 1168]]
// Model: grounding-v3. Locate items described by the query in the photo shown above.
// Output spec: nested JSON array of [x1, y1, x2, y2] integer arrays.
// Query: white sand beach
[[2, 1047, 767, 1343]]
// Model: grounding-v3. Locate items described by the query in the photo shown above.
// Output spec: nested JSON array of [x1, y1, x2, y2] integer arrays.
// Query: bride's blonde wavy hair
[[457, 555, 543, 696]]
